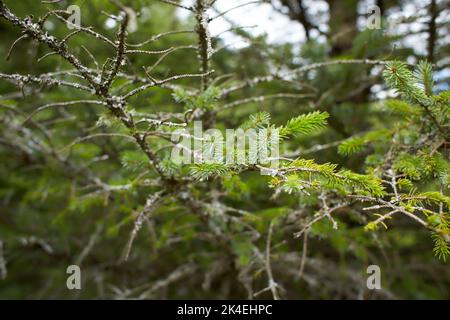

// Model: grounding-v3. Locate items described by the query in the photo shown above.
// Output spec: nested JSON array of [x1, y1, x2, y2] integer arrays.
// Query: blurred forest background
[[0, 0, 449, 299]]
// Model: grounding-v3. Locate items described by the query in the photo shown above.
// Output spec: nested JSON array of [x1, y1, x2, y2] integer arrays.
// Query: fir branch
[[280, 111, 329, 137]]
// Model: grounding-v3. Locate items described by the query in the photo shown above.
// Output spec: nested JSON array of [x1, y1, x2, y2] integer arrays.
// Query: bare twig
[[0, 240, 6, 280], [6, 34, 27, 60], [121, 191, 165, 262], [75, 224, 104, 266], [297, 229, 308, 280], [158, 0, 193, 11], [264, 220, 281, 300]]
